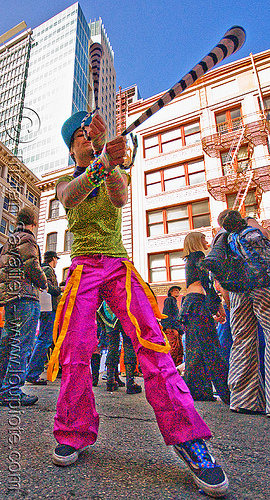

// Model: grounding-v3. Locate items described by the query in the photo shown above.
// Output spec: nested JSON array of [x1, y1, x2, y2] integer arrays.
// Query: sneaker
[[106, 381, 119, 392], [26, 377, 47, 386], [53, 444, 89, 466], [0, 392, 38, 407], [126, 383, 142, 394], [174, 439, 228, 498]]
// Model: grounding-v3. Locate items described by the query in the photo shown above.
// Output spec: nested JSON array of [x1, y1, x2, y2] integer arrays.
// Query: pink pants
[[54, 255, 211, 448]]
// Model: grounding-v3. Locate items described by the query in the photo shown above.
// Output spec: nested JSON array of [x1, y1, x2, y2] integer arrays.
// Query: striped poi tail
[[89, 42, 103, 112], [122, 26, 246, 136]]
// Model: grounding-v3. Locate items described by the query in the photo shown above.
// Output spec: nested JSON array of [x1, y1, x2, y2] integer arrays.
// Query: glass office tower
[[1, 3, 117, 178], [0, 30, 32, 155], [18, 3, 91, 177]]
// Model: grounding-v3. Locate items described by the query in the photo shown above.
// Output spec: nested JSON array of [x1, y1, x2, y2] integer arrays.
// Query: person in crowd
[[218, 209, 269, 416], [0, 208, 47, 406], [212, 210, 267, 371], [26, 250, 64, 385], [161, 286, 184, 367], [47, 111, 229, 498], [180, 232, 230, 404], [212, 208, 270, 247], [90, 311, 108, 387], [100, 303, 142, 394]]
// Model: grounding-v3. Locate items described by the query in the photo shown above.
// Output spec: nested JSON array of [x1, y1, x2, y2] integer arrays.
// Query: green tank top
[[55, 175, 129, 260]]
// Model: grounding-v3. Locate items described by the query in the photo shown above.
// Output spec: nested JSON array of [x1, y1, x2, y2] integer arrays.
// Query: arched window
[[49, 199, 59, 219], [46, 232, 57, 252]]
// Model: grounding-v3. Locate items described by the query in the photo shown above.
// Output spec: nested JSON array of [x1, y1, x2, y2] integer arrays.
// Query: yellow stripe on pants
[[47, 265, 83, 382], [123, 260, 170, 354]]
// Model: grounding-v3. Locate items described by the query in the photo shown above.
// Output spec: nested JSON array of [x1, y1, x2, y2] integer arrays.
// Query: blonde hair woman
[[180, 232, 230, 403]]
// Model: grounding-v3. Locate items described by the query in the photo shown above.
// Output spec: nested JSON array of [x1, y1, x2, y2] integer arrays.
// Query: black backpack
[[228, 227, 270, 277], [201, 232, 270, 292]]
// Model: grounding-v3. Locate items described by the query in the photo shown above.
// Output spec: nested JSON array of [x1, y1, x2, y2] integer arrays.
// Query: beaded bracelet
[[85, 158, 116, 187], [85, 158, 106, 186]]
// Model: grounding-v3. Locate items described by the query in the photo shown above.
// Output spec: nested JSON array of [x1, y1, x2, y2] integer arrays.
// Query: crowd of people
[[0, 110, 269, 499]]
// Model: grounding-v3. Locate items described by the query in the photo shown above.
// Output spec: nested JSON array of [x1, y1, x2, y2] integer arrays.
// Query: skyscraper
[[0, 28, 32, 155], [18, 3, 91, 178], [89, 18, 116, 140], [0, 3, 116, 179]]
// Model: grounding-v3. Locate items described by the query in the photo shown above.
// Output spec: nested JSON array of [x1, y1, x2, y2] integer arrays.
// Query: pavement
[[0, 374, 269, 500]]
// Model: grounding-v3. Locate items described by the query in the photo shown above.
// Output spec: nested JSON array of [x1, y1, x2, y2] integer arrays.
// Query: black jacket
[[161, 296, 182, 332], [41, 263, 62, 311]]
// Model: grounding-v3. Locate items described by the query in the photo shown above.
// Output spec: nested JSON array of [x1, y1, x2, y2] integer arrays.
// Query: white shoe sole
[[174, 446, 229, 498], [52, 446, 90, 467], [191, 471, 229, 498]]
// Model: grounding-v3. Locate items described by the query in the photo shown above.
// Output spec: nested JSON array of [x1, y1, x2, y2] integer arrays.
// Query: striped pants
[[229, 287, 270, 413]]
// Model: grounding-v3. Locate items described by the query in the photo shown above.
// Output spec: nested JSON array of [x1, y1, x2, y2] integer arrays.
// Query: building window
[[147, 199, 210, 236], [62, 267, 69, 283], [263, 96, 270, 121], [216, 107, 242, 134], [26, 189, 38, 206], [49, 199, 59, 219], [64, 230, 73, 252], [10, 201, 19, 216], [0, 218, 8, 235], [9, 223, 15, 236], [46, 232, 57, 252], [3, 196, 9, 211], [7, 173, 23, 193], [227, 190, 258, 218], [149, 251, 183, 283], [221, 146, 250, 176], [144, 121, 200, 159], [145, 160, 205, 196]]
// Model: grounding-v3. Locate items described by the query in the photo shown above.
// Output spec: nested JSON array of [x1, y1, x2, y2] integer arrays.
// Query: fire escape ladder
[[225, 126, 245, 174], [232, 169, 254, 211]]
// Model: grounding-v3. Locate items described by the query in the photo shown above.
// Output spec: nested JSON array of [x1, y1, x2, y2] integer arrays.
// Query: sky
[[0, 0, 269, 100]]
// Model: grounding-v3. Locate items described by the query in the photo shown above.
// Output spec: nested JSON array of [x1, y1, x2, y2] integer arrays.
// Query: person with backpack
[[218, 210, 270, 416], [203, 210, 269, 416], [210, 212, 267, 373]]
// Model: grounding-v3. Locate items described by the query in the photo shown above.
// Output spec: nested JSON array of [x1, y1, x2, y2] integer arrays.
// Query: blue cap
[[61, 111, 92, 149]]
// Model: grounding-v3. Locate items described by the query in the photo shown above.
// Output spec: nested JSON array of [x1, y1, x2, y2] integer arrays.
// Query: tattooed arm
[[105, 169, 128, 208], [103, 137, 128, 208], [57, 173, 97, 209], [57, 135, 126, 209]]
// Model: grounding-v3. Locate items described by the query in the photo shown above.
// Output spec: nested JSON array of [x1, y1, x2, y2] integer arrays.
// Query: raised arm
[[247, 217, 270, 240], [57, 135, 127, 209]]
